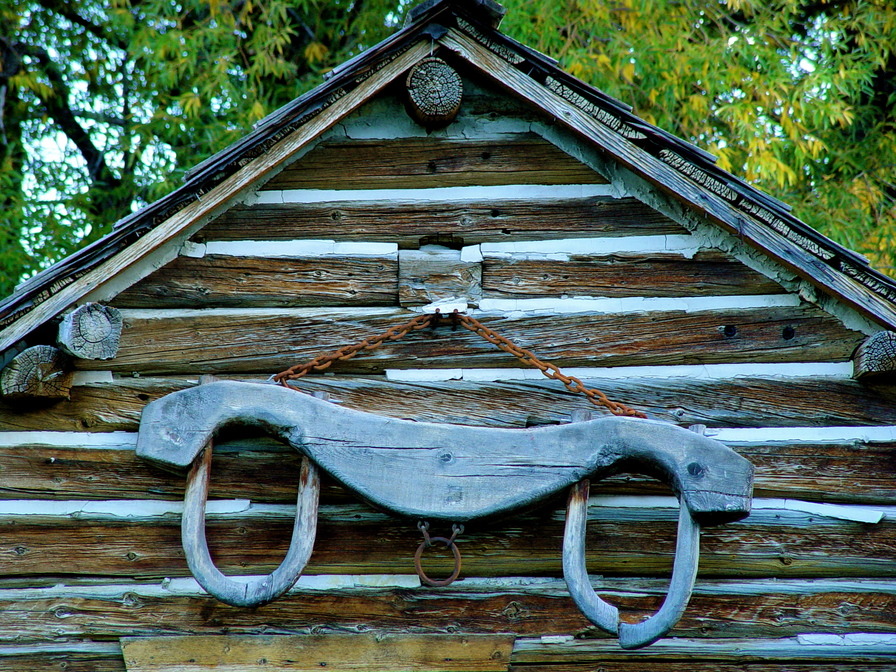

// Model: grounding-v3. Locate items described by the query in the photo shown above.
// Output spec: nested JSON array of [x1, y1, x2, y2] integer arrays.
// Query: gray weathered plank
[[263, 135, 608, 189], [3, 375, 894, 434], [482, 251, 786, 298], [196, 198, 684, 245], [76, 306, 863, 375], [112, 256, 398, 309]]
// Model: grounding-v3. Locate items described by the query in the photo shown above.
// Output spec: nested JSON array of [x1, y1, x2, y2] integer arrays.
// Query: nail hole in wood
[[722, 325, 738, 338], [782, 326, 796, 340]]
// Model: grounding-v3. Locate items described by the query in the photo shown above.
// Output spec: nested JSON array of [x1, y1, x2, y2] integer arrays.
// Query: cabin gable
[[1, 1, 896, 670]]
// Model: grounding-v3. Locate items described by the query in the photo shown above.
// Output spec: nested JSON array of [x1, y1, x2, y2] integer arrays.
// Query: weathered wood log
[[406, 57, 464, 126], [399, 247, 482, 306], [120, 634, 514, 672], [111, 256, 398, 309], [57, 304, 122, 360], [197, 198, 684, 245], [0, 345, 73, 401], [2, 432, 895, 506], [511, 635, 896, 663], [482, 251, 786, 298], [853, 331, 896, 380], [0, 644, 125, 672], [75, 306, 863, 376], [1, 504, 893, 579], [1, 578, 896, 641], [3, 375, 894, 435], [262, 135, 607, 190]]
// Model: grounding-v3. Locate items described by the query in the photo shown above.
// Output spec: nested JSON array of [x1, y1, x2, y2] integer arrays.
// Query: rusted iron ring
[[414, 521, 463, 587]]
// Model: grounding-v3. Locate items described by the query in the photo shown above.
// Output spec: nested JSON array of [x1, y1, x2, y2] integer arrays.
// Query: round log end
[[0, 345, 73, 401], [406, 57, 463, 126], [58, 303, 122, 360], [853, 331, 896, 380]]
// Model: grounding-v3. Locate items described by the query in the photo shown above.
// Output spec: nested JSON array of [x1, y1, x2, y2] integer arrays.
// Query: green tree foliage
[[500, 0, 896, 274], [0, 0, 404, 294], [1, 0, 895, 297]]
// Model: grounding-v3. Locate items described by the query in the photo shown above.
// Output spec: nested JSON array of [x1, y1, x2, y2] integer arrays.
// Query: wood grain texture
[[482, 251, 787, 298], [0, 650, 125, 672], [399, 248, 481, 306], [120, 634, 514, 672], [1, 504, 893, 579], [2, 579, 896, 641], [3, 376, 894, 435], [111, 256, 398, 309], [263, 135, 608, 189], [77, 306, 863, 375], [510, 635, 896, 663], [57, 304, 122, 360], [197, 198, 684, 245], [853, 331, 896, 380], [0, 345, 72, 400], [2, 436, 895, 505]]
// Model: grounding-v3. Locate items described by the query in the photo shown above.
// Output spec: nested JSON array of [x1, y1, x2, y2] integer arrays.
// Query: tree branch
[[34, 0, 128, 50]]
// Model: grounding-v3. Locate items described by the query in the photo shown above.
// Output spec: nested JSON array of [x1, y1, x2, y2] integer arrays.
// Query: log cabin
[[1, 0, 895, 669]]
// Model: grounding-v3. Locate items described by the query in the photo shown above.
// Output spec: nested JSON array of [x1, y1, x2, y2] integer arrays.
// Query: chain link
[[272, 309, 645, 419]]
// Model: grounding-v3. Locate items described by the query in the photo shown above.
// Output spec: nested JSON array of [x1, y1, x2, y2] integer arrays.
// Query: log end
[[406, 57, 463, 127], [0, 344, 73, 401], [58, 303, 123, 360], [853, 331, 896, 380]]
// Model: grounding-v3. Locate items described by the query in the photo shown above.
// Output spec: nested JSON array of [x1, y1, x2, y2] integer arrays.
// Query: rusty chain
[[272, 309, 646, 419]]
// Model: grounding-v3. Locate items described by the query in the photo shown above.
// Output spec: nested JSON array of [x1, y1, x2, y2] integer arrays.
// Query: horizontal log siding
[[4, 90, 894, 670], [196, 197, 684, 245], [3, 435, 894, 505], [481, 251, 787, 298], [4, 375, 894, 433], [0, 579, 894, 641], [111, 255, 398, 309], [1, 502, 894, 579], [72, 306, 863, 375], [262, 135, 609, 189], [107, 250, 788, 310]]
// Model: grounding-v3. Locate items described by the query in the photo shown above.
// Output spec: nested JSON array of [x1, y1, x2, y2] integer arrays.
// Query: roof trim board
[[436, 27, 896, 328], [2, 0, 895, 350], [0, 40, 432, 353]]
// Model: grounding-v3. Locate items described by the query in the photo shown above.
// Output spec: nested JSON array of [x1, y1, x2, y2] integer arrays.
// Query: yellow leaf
[[621, 62, 636, 83], [250, 100, 265, 122], [304, 42, 329, 64]]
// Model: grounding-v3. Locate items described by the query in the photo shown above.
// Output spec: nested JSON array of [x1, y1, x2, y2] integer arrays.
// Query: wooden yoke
[[136, 380, 753, 646]]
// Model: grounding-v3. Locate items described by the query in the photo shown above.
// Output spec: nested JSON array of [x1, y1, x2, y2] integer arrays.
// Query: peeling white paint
[[385, 361, 853, 382], [194, 240, 398, 258], [710, 425, 896, 444], [0, 431, 137, 448], [0, 574, 421, 601], [753, 499, 885, 524], [478, 294, 801, 315], [460, 244, 484, 263], [480, 234, 699, 258], [251, 183, 620, 205], [71, 371, 114, 386], [797, 633, 896, 647]]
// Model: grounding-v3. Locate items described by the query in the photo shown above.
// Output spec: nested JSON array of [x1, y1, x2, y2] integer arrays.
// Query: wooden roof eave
[[0, 1, 499, 350], [437, 26, 896, 331], [0, 39, 434, 354]]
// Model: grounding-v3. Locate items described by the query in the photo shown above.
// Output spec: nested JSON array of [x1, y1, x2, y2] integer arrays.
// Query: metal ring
[[414, 536, 462, 587]]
